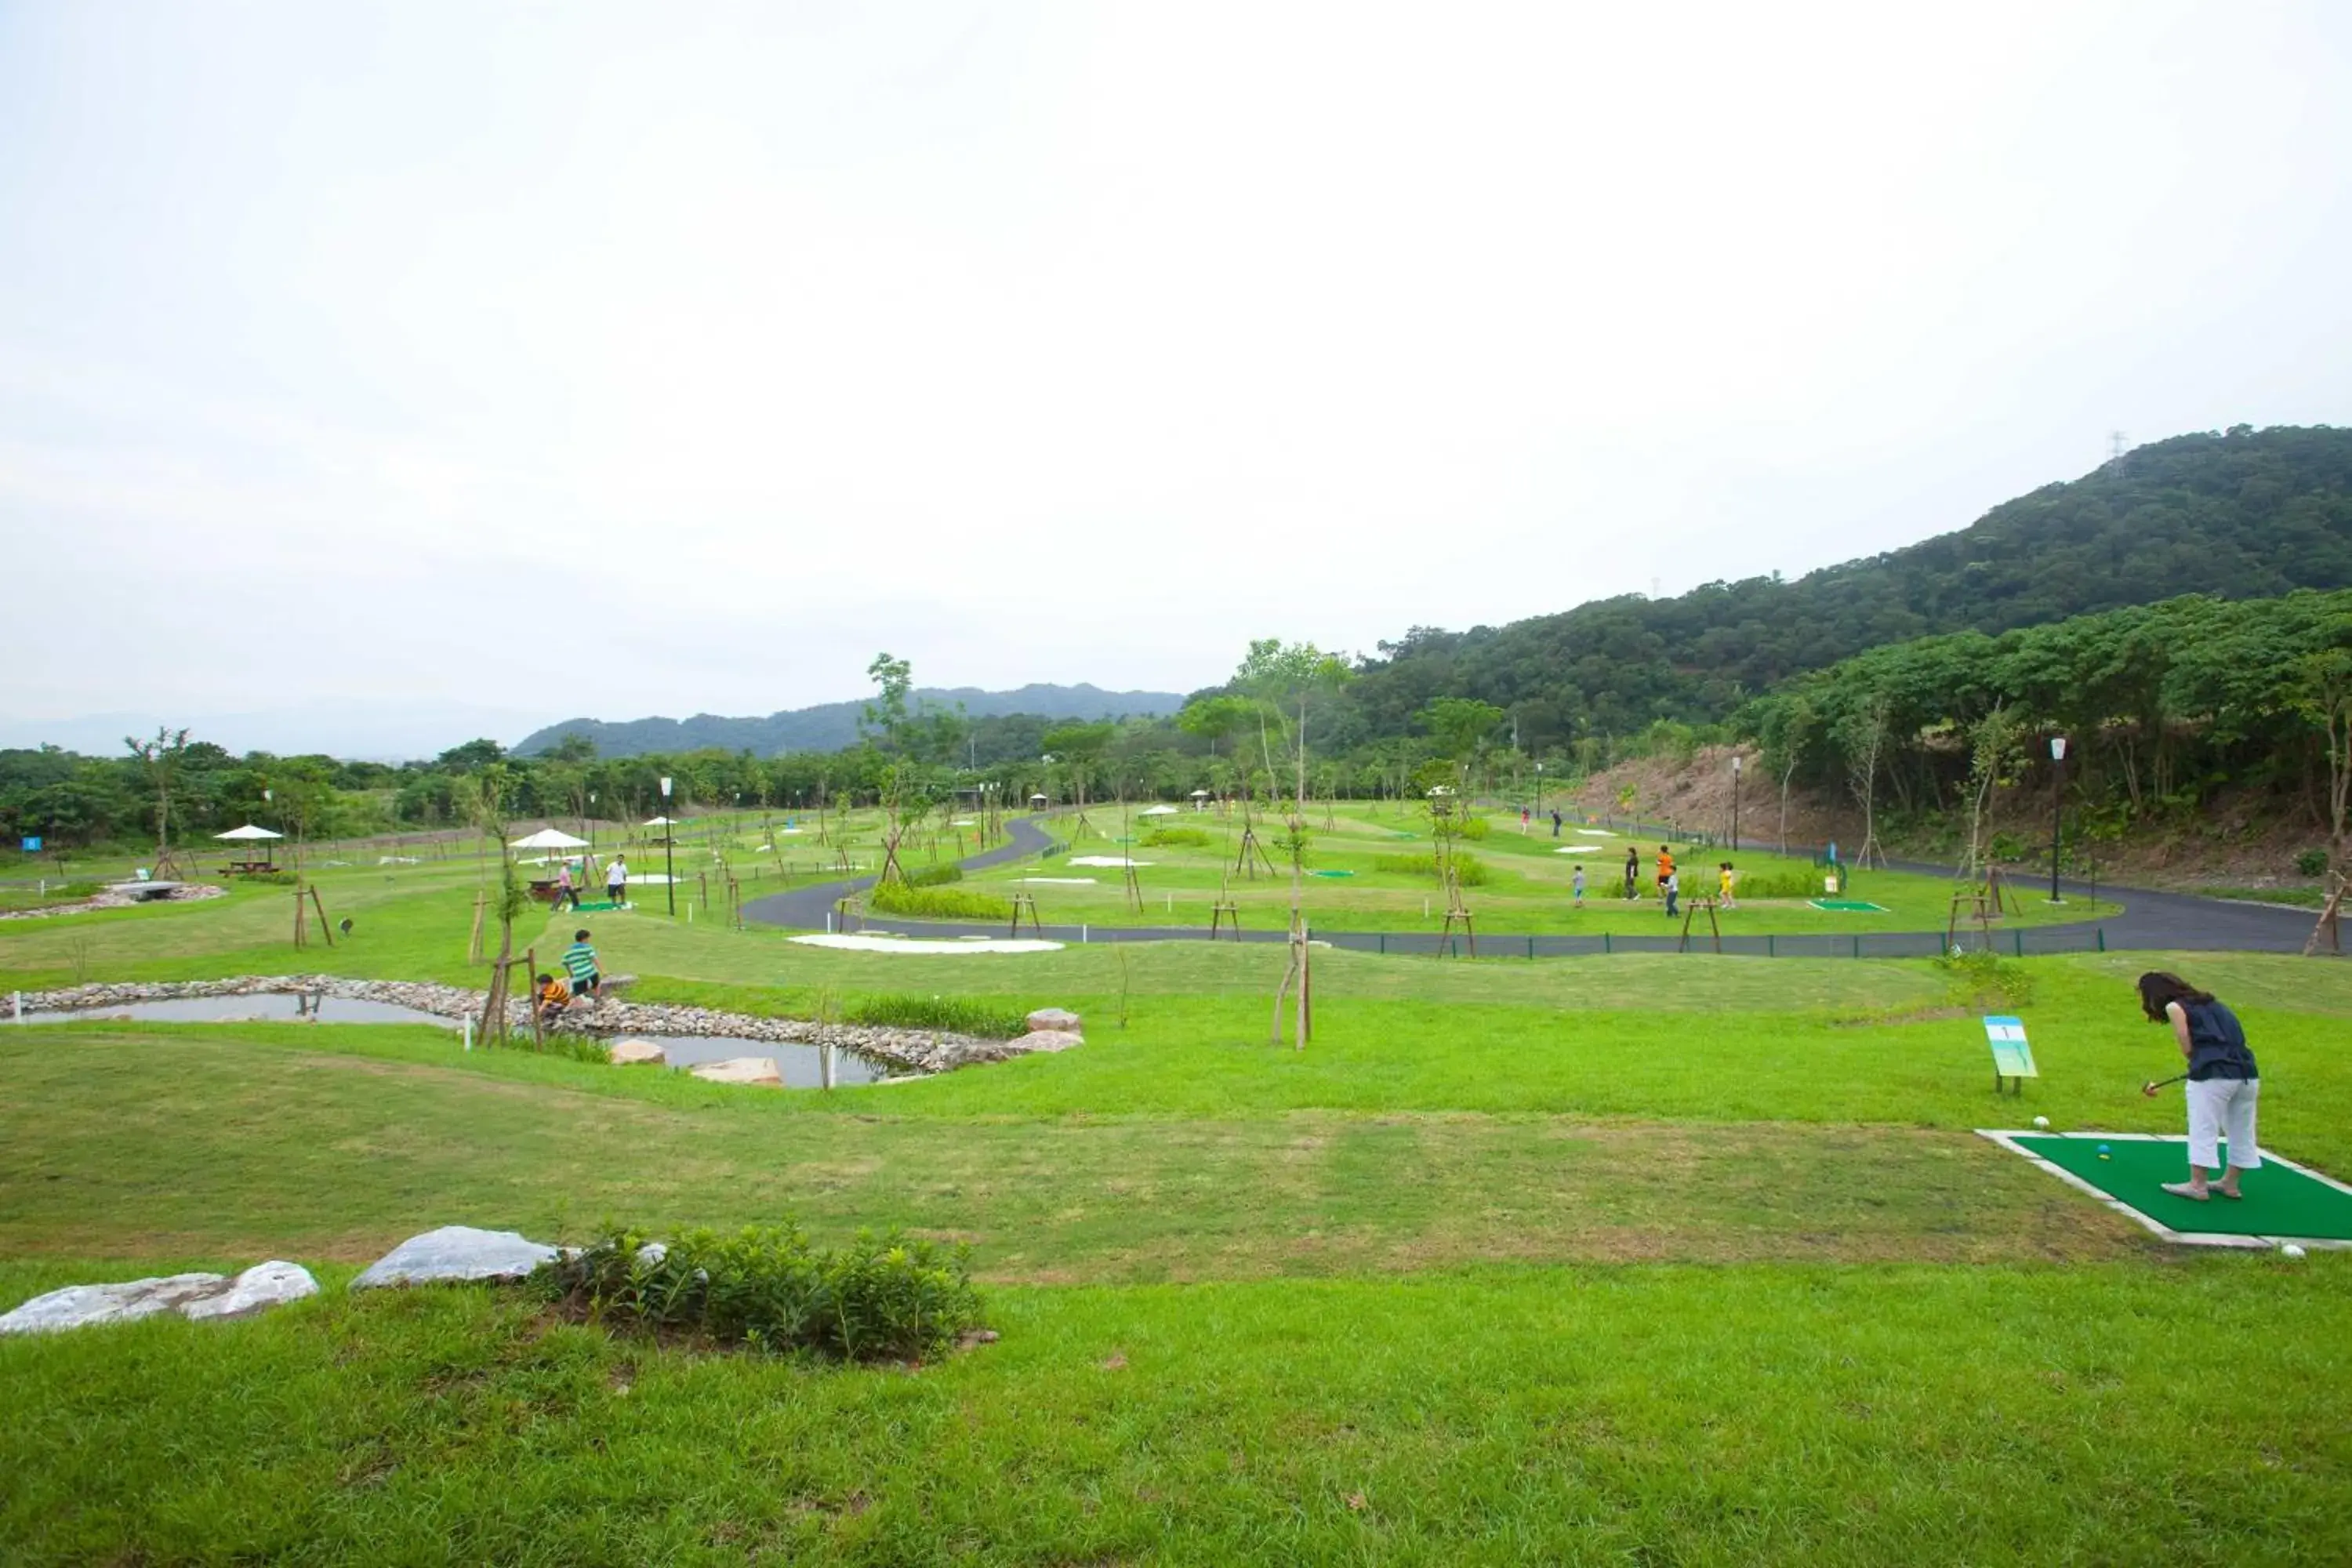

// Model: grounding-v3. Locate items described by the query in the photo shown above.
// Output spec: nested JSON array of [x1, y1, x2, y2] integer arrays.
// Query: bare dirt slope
[[1567, 746, 2333, 896]]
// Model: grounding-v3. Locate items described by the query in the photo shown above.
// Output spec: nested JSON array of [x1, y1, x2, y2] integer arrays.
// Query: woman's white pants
[[2185, 1076, 2260, 1172]]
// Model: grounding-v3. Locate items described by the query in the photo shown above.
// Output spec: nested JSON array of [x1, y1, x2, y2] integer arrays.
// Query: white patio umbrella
[[641, 815, 678, 827], [1140, 804, 1181, 817], [509, 827, 589, 850], [213, 822, 283, 869]]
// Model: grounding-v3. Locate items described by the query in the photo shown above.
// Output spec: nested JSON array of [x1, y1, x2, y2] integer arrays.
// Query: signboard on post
[[1984, 1014, 2038, 1095], [20, 837, 41, 853]]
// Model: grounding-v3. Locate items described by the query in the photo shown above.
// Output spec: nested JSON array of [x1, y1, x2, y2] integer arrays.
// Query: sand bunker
[[789, 933, 1064, 954], [1554, 845, 1601, 854], [1069, 855, 1153, 868], [1576, 829, 1614, 837]]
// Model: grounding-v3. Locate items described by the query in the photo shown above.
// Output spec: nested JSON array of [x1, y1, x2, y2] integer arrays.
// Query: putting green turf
[[2008, 1134, 2352, 1242]]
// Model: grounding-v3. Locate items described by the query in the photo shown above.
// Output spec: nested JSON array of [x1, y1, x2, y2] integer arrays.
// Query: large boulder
[[690, 1056, 783, 1087], [351, 1225, 558, 1290], [608, 1039, 667, 1066], [0, 1272, 227, 1334], [183, 1261, 319, 1320], [1025, 1007, 1082, 1033], [1012, 1029, 1085, 1054]]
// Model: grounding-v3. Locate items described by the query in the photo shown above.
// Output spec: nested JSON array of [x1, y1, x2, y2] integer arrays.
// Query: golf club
[[2140, 1070, 2189, 1097]]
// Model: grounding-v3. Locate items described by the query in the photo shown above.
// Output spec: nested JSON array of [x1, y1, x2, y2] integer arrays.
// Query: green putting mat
[[1809, 898, 1887, 912], [2001, 1133, 2352, 1242]]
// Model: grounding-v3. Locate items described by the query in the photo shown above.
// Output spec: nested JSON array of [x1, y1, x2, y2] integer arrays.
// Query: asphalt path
[[741, 817, 2331, 956]]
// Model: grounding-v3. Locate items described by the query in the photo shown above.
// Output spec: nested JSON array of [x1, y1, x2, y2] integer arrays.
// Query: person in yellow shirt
[[1719, 862, 1737, 909], [535, 971, 572, 1028]]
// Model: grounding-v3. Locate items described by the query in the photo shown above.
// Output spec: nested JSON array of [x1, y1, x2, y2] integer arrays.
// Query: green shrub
[[906, 862, 964, 887], [2296, 848, 2331, 878], [866, 881, 1012, 920], [536, 1033, 612, 1065], [1456, 816, 1491, 840], [532, 1221, 983, 1363], [1371, 851, 1490, 886], [844, 993, 1029, 1038], [1141, 826, 1211, 848], [1934, 949, 2036, 1010], [1728, 870, 1823, 899]]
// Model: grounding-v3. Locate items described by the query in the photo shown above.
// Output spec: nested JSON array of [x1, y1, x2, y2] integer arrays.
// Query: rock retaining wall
[[9, 976, 1045, 1076]]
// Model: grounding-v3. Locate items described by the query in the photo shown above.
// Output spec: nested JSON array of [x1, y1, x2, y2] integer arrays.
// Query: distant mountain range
[[514, 684, 1187, 758]]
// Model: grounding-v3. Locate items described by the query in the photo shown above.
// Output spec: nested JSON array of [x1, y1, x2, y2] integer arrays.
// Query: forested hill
[[515, 683, 1185, 759], [1342, 424, 2352, 750]]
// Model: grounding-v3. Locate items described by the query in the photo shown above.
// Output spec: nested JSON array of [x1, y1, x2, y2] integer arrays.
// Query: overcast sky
[[4, 0, 2349, 750]]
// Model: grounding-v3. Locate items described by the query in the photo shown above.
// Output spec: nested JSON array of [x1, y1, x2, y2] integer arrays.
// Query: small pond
[[11, 998, 899, 1086], [17, 995, 459, 1028], [626, 1034, 890, 1086]]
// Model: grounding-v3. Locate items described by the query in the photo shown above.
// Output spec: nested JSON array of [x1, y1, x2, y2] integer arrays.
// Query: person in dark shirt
[[2138, 971, 2260, 1200]]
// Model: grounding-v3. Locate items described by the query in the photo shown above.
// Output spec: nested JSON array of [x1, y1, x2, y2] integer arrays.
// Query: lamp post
[[1534, 761, 1544, 822], [1730, 753, 1742, 852], [2048, 738, 2067, 904], [587, 792, 597, 850], [659, 776, 677, 916]]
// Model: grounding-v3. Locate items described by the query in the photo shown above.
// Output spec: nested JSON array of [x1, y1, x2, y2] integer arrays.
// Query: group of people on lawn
[[1563, 844, 1737, 915], [546, 854, 630, 912]]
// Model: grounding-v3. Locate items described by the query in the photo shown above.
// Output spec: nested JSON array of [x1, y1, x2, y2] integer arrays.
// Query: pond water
[[12, 997, 900, 1085], [16, 994, 459, 1028], [625, 1034, 890, 1086]]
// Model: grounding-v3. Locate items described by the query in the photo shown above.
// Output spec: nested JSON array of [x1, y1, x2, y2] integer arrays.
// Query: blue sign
[[21, 837, 42, 852]]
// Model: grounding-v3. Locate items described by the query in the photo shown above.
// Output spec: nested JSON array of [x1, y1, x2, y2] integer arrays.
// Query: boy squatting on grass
[[2138, 971, 2261, 1200]]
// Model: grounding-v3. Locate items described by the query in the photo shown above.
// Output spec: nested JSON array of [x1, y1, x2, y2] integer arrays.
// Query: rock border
[[9, 976, 1063, 1076]]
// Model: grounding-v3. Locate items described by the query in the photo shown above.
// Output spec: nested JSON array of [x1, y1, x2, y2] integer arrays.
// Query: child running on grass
[[1719, 862, 1737, 909], [1572, 864, 1586, 908], [1623, 847, 1640, 900]]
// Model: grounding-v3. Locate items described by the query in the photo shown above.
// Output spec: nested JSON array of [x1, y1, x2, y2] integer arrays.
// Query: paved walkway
[[742, 817, 2332, 956]]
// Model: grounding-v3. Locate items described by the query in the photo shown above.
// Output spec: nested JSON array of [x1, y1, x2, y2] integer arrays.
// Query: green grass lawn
[[6, 1258, 2344, 1566], [5, 815, 2350, 1563], [956, 804, 2122, 935]]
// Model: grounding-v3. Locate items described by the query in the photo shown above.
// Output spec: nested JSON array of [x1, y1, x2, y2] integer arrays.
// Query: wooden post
[[310, 885, 335, 947], [1009, 892, 1042, 938], [292, 886, 307, 949], [468, 889, 487, 965], [525, 946, 543, 1046]]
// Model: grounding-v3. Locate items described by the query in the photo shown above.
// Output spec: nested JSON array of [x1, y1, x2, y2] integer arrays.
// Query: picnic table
[[219, 860, 277, 875]]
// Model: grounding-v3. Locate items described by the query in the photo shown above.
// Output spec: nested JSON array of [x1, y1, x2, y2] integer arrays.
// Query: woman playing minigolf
[[2138, 971, 2260, 1200]]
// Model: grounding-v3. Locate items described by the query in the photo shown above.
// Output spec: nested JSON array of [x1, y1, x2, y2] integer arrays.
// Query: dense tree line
[[11, 426, 2348, 855], [1333, 425, 2352, 753], [1745, 590, 2352, 859]]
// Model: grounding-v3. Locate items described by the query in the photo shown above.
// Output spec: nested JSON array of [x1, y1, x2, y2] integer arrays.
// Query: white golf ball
[[2032, 1116, 2049, 1130], [2281, 1244, 2307, 1260]]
